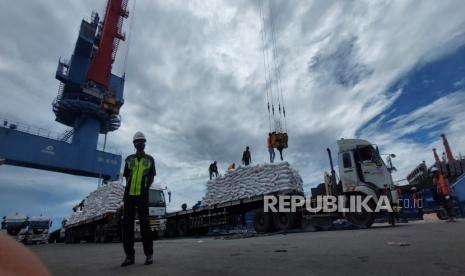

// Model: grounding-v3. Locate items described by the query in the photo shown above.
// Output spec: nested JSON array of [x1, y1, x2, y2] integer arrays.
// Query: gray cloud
[[2, 0, 465, 217]]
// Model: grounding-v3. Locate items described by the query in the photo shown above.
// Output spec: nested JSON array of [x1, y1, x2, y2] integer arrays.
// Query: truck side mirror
[[50, 221, 53, 227], [168, 191, 172, 203]]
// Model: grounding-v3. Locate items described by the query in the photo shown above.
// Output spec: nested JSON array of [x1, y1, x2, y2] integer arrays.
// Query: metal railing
[[0, 117, 121, 155], [0, 117, 64, 141]]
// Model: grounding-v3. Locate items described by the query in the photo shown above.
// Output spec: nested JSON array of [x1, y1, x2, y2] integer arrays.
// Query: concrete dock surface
[[31, 220, 465, 276]]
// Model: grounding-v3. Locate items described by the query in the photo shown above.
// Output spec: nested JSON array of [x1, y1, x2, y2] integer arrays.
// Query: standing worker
[[242, 146, 252, 166], [209, 161, 219, 180], [121, 132, 156, 267], [267, 133, 275, 163], [431, 167, 456, 222]]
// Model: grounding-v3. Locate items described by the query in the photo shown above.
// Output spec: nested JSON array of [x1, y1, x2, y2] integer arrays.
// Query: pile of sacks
[[66, 181, 125, 226], [202, 162, 303, 206]]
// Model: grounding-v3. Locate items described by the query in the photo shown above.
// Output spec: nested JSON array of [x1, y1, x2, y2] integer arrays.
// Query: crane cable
[[268, 1, 287, 132], [259, 0, 274, 132], [259, 0, 286, 134]]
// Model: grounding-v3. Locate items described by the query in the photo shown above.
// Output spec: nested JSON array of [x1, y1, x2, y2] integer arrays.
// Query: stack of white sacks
[[66, 181, 125, 226], [202, 162, 304, 206]]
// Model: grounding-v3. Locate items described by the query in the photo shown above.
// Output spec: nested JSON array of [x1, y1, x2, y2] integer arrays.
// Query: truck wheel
[[347, 197, 375, 228], [102, 227, 111, 243], [94, 226, 101, 243], [253, 209, 273, 233], [64, 233, 69, 244], [166, 219, 177, 238], [177, 218, 189, 237], [273, 212, 296, 231]]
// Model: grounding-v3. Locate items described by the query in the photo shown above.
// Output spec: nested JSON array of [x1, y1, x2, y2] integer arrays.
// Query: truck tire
[[94, 226, 101, 243], [177, 218, 189, 237], [347, 196, 375, 228], [253, 209, 273, 233], [67, 229, 79, 244], [102, 226, 111, 243], [65, 231, 71, 244], [166, 219, 177, 238], [272, 212, 296, 231]]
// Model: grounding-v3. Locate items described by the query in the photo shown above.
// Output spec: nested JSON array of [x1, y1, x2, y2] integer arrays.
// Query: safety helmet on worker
[[133, 131, 146, 142]]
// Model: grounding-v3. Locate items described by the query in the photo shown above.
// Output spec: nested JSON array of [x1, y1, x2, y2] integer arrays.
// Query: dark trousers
[[209, 171, 218, 180], [438, 195, 455, 218], [278, 148, 283, 161], [269, 148, 275, 163], [123, 196, 153, 258]]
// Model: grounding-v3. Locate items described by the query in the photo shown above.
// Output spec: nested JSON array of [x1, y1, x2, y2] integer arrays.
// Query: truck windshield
[[4, 221, 27, 228], [357, 146, 383, 166], [149, 190, 166, 207], [30, 221, 50, 228]]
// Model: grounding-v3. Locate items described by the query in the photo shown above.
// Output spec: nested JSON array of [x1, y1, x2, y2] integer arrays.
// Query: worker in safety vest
[[242, 146, 252, 166], [431, 166, 456, 222], [267, 133, 275, 163], [121, 131, 156, 267]]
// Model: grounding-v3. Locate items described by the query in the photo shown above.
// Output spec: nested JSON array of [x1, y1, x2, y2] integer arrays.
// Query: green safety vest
[[126, 156, 153, 196]]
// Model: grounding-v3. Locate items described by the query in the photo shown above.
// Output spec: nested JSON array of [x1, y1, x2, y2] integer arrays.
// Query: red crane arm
[[87, 0, 128, 87], [441, 134, 455, 162], [432, 148, 440, 163]]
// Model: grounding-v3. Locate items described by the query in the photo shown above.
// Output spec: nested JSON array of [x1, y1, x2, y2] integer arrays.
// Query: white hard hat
[[431, 166, 439, 173], [133, 131, 146, 142]]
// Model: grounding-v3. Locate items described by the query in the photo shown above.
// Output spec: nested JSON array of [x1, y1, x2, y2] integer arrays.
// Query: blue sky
[[1, 0, 465, 227], [358, 44, 465, 145]]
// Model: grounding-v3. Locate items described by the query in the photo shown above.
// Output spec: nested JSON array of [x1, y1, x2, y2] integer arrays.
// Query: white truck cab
[[135, 185, 170, 239], [335, 139, 399, 226], [27, 216, 52, 244], [1, 213, 29, 243], [148, 185, 169, 236]]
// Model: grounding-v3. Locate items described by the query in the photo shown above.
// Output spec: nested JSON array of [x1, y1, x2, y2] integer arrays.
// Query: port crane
[[0, 0, 130, 180]]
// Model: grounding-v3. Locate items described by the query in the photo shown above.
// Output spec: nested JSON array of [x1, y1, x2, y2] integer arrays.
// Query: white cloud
[[1, 0, 465, 216]]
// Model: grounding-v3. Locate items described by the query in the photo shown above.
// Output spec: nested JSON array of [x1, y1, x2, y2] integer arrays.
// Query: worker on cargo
[[228, 162, 236, 171], [209, 161, 219, 180], [431, 167, 456, 222], [267, 133, 275, 163], [242, 146, 252, 166], [121, 131, 156, 267]]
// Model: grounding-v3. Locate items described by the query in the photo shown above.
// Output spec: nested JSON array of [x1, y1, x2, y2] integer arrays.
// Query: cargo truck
[[1, 213, 29, 243], [65, 184, 170, 243], [26, 215, 52, 244], [165, 138, 399, 237]]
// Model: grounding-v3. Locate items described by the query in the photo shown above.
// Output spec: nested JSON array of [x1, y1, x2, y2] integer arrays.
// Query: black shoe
[[144, 255, 153, 265], [121, 258, 135, 267]]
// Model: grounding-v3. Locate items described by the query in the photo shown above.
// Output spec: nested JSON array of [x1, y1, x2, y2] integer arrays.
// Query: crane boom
[[87, 0, 129, 87]]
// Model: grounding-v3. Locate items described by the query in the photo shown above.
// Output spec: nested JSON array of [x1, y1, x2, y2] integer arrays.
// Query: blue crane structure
[[0, 0, 130, 180]]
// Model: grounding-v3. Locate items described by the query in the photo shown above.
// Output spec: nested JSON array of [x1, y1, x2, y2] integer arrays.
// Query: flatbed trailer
[[165, 189, 304, 237], [65, 209, 122, 243]]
